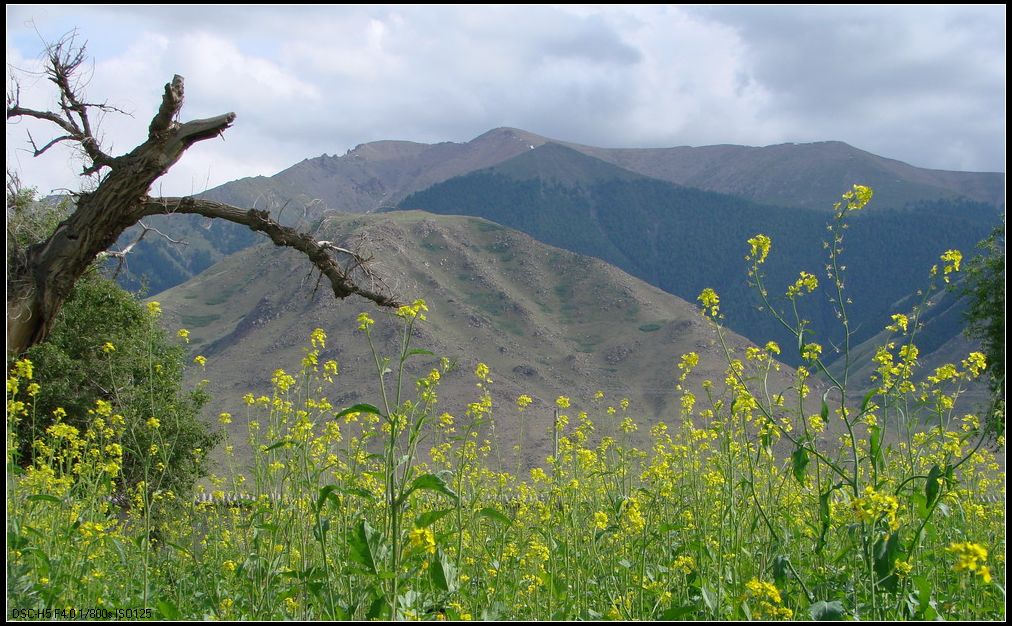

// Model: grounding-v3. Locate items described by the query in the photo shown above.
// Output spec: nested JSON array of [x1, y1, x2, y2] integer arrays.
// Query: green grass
[[204, 284, 241, 306], [181, 313, 221, 328]]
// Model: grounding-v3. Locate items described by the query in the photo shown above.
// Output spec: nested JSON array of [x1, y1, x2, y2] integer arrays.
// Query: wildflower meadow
[[6, 186, 1005, 620]]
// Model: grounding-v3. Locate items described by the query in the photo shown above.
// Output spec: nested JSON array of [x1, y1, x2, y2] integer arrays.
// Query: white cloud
[[6, 5, 1004, 197]]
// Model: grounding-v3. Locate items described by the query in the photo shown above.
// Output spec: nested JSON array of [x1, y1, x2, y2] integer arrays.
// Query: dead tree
[[6, 35, 398, 358]]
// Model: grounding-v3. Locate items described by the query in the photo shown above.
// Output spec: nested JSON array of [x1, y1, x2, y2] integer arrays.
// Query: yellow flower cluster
[[940, 249, 962, 283], [851, 485, 900, 530], [310, 327, 326, 349], [356, 312, 375, 332], [801, 342, 822, 363], [947, 542, 991, 583], [410, 527, 437, 556], [745, 578, 793, 619], [396, 299, 429, 321], [747, 234, 772, 265], [786, 271, 818, 298], [672, 555, 695, 574], [620, 497, 646, 535], [840, 184, 873, 212], [887, 314, 909, 333], [697, 288, 720, 317], [272, 368, 296, 393]]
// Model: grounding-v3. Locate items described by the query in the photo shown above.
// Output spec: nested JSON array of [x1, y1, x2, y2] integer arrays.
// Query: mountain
[[153, 211, 804, 469], [202, 127, 550, 213], [116, 128, 1003, 296], [202, 127, 1005, 215], [576, 140, 1005, 211], [397, 143, 1000, 367]]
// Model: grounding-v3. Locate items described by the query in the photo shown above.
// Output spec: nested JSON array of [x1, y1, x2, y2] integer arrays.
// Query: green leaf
[[477, 507, 513, 526], [428, 549, 457, 593], [406, 473, 458, 502], [313, 519, 331, 543], [860, 389, 876, 414], [701, 585, 716, 612], [773, 555, 791, 588], [660, 605, 697, 620], [548, 571, 567, 602], [7, 532, 27, 551], [791, 445, 810, 484], [326, 604, 350, 621], [809, 600, 845, 620], [414, 509, 453, 529], [816, 488, 832, 553], [405, 348, 435, 359], [336, 403, 384, 419], [165, 541, 193, 560], [264, 438, 292, 452], [156, 600, 181, 620], [869, 424, 883, 472], [27, 494, 62, 504], [820, 393, 830, 423], [348, 520, 378, 574], [925, 464, 943, 507], [912, 574, 933, 616], [873, 532, 901, 592], [365, 590, 389, 620], [316, 484, 340, 512], [338, 485, 377, 502]]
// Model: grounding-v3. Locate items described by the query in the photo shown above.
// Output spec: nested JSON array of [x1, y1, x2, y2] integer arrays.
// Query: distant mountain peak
[[470, 127, 550, 146], [488, 142, 645, 186]]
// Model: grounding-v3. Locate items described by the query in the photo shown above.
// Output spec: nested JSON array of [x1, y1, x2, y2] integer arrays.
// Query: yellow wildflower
[[747, 234, 772, 264], [697, 288, 720, 317], [410, 527, 437, 555]]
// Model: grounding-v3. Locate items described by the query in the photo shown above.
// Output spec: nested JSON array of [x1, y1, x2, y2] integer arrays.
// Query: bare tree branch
[[27, 130, 76, 157], [149, 75, 183, 136], [6, 33, 118, 174], [97, 220, 189, 279], [137, 196, 401, 307]]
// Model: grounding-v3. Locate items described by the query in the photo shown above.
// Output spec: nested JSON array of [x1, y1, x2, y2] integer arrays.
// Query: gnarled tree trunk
[[7, 39, 396, 359]]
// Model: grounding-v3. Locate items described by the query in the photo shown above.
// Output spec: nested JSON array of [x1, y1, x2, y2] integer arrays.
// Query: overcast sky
[[6, 5, 1006, 197]]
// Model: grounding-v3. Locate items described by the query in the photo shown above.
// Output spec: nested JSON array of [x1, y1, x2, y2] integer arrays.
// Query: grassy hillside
[[153, 210, 807, 470]]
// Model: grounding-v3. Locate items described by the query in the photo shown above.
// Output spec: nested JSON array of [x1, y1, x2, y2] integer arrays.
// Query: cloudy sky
[[6, 5, 1006, 197]]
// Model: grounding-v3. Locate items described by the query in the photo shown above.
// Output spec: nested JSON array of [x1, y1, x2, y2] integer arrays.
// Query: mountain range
[[114, 129, 1001, 442]]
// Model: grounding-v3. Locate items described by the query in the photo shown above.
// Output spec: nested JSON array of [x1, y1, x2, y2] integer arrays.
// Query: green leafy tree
[[8, 179, 219, 497], [961, 222, 1005, 439], [20, 274, 220, 496]]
